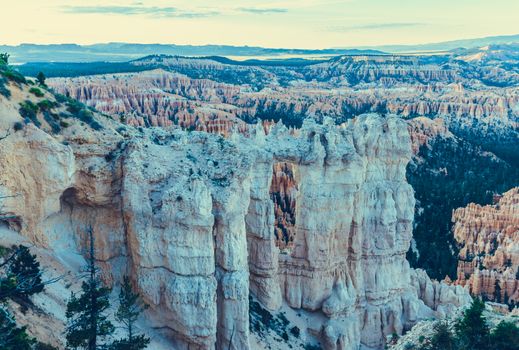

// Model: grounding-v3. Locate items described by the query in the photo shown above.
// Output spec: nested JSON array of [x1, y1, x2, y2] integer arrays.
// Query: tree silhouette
[[65, 228, 114, 350], [1, 245, 60, 301], [490, 321, 519, 350], [7, 245, 44, 299], [494, 280, 502, 303], [36, 72, 46, 86], [110, 276, 149, 350], [0, 244, 60, 349], [426, 321, 457, 350], [0, 308, 34, 350], [0, 53, 9, 65], [454, 298, 490, 350]]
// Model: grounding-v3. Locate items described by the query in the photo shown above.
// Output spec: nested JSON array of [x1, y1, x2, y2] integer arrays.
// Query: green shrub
[[7, 245, 45, 298], [0, 308, 35, 350], [66, 99, 83, 115], [404, 342, 416, 350], [455, 298, 490, 350], [1, 244, 54, 349], [13, 122, 24, 131], [0, 245, 9, 258], [77, 108, 94, 122], [34, 342, 58, 350], [304, 345, 321, 350], [37, 99, 56, 111], [19, 100, 40, 127], [416, 301, 519, 350], [290, 326, 300, 338], [29, 87, 44, 97], [490, 321, 519, 350], [54, 93, 68, 103], [0, 68, 26, 84], [249, 296, 291, 343], [428, 321, 457, 350], [36, 71, 46, 86], [63, 97, 103, 130], [42, 111, 61, 133], [77, 109, 102, 130], [0, 77, 10, 98], [0, 53, 9, 65]]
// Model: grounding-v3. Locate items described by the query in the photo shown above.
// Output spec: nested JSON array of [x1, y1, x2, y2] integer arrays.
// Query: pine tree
[[8, 245, 44, 298], [494, 280, 502, 303], [0, 53, 9, 65], [490, 321, 519, 350], [36, 72, 46, 86], [0, 307, 35, 350], [426, 321, 457, 350], [110, 276, 150, 350], [1, 244, 59, 349], [454, 298, 490, 350], [65, 228, 114, 350], [0, 245, 44, 301]]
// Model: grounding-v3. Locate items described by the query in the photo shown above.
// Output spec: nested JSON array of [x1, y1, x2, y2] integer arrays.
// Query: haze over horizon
[[2, 0, 519, 49]]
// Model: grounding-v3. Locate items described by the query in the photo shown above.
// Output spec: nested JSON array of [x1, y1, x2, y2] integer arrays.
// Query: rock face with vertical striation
[[255, 116, 470, 349], [453, 187, 519, 304], [270, 162, 298, 249], [0, 79, 470, 350]]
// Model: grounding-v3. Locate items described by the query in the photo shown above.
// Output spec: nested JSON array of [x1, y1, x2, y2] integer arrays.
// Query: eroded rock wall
[[454, 187, 519, 304], [0, 109, 470, 349], [242, 116, 470, 349], [48, 68, 519, 137]]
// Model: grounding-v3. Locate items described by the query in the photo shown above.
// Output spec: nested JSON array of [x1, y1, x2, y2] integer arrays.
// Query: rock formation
[[407, 117, 453, 155], [270, 162, 297, 249], [389, 302, 519, 350], [47, 57, 519, 138], [454, 187, 519, 304], [0, 79, 472, 349]]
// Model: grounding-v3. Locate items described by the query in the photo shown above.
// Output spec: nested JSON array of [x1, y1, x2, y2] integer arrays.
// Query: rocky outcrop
[[0, 125, 75, 243], [389, 302, 519, 350], [118, 114, 438, 349], [120, 129, 253, 349], [453, 187, 519, 304], [411, 269, 471, 317], [407, 117, 453, 155], [1, 80, 470, 350]]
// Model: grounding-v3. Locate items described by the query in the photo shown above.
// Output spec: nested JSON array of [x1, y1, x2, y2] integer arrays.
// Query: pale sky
[[2, 0, 519, 49]]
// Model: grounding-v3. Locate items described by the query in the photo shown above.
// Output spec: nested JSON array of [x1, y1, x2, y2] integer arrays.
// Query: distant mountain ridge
[[0, 42, 384, 64], [346, 33, 519, 53], [3, 33, 519, 63]]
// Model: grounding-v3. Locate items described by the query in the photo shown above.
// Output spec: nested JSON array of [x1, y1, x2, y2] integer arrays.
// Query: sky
[[1, 0, 519, 49]]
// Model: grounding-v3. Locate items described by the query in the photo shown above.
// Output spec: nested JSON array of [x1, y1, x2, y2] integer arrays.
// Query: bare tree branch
[[0, 127, 11, 142], [0, 272, 65, 300]]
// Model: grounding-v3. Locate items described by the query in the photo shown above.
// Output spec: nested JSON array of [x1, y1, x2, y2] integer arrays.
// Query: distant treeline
[[15, 55, 326, 80], [16, 61, 151, 78]]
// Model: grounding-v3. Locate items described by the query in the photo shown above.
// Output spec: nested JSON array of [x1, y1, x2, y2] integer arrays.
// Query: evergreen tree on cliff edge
[[110, 276, 150, 350], [65, 228, 114, 350]]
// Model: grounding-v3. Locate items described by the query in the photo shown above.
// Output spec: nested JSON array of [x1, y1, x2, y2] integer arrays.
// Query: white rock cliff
[[0, 101, 469, 349]]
